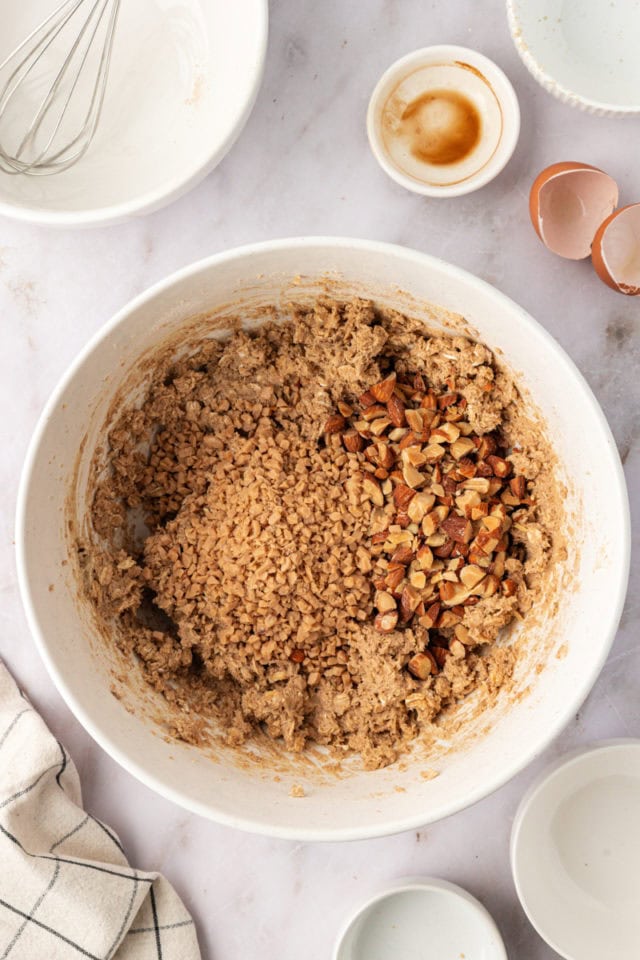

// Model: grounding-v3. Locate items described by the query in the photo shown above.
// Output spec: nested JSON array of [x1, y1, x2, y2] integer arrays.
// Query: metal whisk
[[0, 0, 121, 176]]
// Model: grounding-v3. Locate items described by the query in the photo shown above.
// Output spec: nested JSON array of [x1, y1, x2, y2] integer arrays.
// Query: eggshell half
[[529, 162, 619, 260], [592, 203, 640, 296]]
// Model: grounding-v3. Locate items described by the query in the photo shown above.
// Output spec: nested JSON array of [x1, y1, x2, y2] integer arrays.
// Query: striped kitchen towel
[[0, 661, 200, 960]]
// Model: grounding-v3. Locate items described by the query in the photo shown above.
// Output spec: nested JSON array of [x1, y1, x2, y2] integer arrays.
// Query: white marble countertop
[[1, 1, 638, 957]]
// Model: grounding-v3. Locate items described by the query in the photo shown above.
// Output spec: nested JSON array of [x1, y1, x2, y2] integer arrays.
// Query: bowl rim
[[510, 739, 640, 958], [15, 236, 631, 840], [506, 0, 640, 117], [366, 44, 521, 198], [0, 0, 269, 228]]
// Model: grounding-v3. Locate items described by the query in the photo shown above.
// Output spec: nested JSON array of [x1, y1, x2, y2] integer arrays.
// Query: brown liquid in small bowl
[[399, 89, 481, 166]]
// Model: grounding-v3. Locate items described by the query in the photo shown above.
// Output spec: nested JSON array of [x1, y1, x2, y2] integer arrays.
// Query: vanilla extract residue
[[397, 88, 481, 166]]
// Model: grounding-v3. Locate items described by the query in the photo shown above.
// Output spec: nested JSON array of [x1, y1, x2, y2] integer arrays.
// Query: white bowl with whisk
[[0, 0, 268, 227]]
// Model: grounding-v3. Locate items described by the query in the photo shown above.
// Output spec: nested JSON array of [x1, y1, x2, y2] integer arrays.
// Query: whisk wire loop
[[0, 0, 121, 176]]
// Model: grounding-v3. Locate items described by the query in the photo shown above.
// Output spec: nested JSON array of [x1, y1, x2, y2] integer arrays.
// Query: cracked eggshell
[[529, 162, 619, 260], [592, 203, 640, 296]]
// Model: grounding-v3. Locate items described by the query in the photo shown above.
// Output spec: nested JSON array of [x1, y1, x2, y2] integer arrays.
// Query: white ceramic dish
[[507, 0, 640, 116], [511, 741, 640, 960], [16, 238, 629, 840], [367, 46, 520, 197], [0, 0, 268, 227], [334, 878, 507, 960]]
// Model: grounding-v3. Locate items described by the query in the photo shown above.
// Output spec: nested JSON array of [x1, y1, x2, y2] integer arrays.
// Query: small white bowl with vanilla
[[367, 45, 520, 198]]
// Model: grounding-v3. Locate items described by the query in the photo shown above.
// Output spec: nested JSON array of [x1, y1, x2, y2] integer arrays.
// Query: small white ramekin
[[367, 45, 520, 198], [333, 878, 507, 960]]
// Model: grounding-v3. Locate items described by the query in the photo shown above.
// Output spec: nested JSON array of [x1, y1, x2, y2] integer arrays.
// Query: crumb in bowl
[[81, 298, 562, 770]]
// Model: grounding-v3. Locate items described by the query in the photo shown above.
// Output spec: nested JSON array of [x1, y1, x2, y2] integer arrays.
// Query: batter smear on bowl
[[83, 298, 560, 769]]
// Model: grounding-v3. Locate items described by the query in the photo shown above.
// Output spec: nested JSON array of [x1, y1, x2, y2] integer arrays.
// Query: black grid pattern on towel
[[0, 677, 199, 960]]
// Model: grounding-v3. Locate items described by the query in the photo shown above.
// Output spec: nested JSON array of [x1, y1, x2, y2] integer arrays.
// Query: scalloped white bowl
[[16, 238, 630, 840], [507, 0, 640, 116]]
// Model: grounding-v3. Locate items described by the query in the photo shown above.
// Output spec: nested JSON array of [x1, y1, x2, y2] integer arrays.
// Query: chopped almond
[[370, 373, 397, 403]]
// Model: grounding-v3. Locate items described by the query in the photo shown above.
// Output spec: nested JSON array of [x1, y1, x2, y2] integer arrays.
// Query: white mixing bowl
[[16, 238, 630, 840]]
